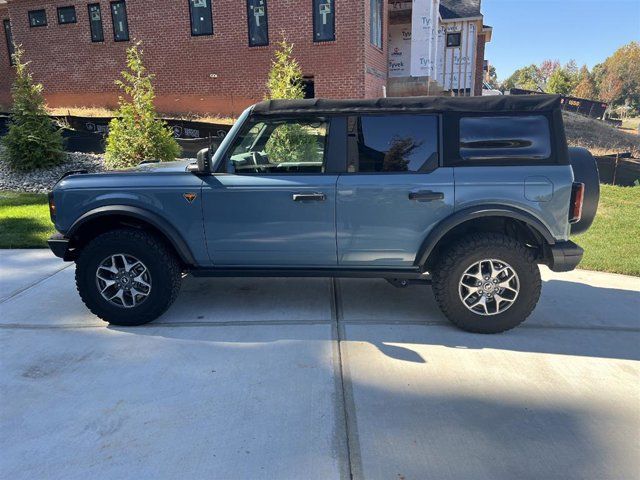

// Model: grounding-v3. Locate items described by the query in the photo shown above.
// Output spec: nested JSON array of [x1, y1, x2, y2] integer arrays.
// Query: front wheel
[[432, 233, 541, 334], [75, 229, 182, 326]]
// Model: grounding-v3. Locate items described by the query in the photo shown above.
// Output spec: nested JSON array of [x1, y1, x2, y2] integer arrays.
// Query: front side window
[[190, 0, 213, 36], [225, 118, 328, 174], [370, 0, 382, 48], [247, 0, 268, 46], [110, 1, 129, 41], [3, 19, 14, 65], [349, 115, 439, 173], [446, 32, 461, 47], [88, 4, 104, 42], [459, 115, 551, 162], [57, 6, 77, 24], [28, 10, 47, 27], [313, 0, 335, 42]]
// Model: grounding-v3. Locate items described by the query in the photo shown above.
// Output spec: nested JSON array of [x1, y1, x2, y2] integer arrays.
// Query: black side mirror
[[193, 148, 211, 174]]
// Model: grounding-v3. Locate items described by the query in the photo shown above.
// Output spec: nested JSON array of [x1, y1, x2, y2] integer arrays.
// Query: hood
[[119, 159, 194, 174], [54, 159, 197, 191]]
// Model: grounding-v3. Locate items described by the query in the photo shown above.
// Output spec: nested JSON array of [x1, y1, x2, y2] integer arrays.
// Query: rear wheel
[[75, 229, 182, 326], [432, 233, 541, 333]]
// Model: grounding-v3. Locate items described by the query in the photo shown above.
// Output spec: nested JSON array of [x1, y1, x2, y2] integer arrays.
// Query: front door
[[202, 116, 339, 266], [337, 114, 454, 267]]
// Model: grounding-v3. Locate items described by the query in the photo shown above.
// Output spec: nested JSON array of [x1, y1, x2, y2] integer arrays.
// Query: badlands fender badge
[[183, 192, 197, 204]]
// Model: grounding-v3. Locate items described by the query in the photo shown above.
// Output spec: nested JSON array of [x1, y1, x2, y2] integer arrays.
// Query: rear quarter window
[[459, 115, 551, 162]]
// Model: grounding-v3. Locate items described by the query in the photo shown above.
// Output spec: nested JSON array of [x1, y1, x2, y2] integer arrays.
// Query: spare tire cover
[[569, 147, 600, 235]]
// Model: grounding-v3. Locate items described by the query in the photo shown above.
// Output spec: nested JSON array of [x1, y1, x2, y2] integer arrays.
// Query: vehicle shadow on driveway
[[108, 275, 640, 362]]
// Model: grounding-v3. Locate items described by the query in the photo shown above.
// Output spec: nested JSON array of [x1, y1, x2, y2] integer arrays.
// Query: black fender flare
[[67, 205, 197, 266], [414, 205, 557, 267]]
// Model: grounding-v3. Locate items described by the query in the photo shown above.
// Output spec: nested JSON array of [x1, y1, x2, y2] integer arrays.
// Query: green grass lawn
[[621, 117, 639, 131], [1, 186, 639, 275], [572, 184, 640, 276], [0, 191, 55, 248]]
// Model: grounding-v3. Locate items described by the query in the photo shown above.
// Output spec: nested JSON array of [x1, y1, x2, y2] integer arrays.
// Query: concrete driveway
[[1, 250, 639, 480]]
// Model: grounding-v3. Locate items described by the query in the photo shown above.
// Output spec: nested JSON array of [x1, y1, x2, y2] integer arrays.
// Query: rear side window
[[459, 115, 551, 162], [349, 115, 439, 173]]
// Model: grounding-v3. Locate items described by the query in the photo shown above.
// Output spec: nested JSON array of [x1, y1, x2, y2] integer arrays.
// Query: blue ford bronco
[[48, 95, 599, 333]]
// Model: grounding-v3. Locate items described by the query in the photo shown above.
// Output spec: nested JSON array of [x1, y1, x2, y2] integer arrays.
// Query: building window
[[3, 19, 15, 66], [302, 76, 315, 99], [110, 1, 129, 42], [370, 0, 382, 48], [88, 4, 104, 42], [349, 115, 439, 173], [247, 0, 268, 46], [189, 0, 213, 36], [313, 0, 335, 42], [57, 6, 77, 24], [28, 10, 48, 27], [459, 116, 551, 162], [446, 32, 461, 47]]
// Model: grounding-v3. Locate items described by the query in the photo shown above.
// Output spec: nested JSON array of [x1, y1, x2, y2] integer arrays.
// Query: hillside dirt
[[563, 112, 640, 157]]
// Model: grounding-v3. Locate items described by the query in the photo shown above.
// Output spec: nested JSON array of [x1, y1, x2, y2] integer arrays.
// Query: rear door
[[336, 114, 454, 267], [201, 115, 342, 266]]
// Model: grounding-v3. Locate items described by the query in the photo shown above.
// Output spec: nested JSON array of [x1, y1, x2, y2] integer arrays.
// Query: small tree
[[2, 45, 63, 172], [547, 68, 574, 95], [485, 65, 498, 89], [501, 64, 543, 92], [572, 65, 597, 100], [264, 37, 319, 163], [105, 42, 179, 169], [265, 36, 305, 100]]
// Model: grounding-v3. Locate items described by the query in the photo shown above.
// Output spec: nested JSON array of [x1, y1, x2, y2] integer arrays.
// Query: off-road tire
[[432, 233, 541, 334], [75, 229, 182, 326]]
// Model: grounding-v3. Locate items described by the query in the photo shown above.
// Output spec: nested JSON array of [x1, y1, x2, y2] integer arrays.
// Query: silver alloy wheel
[[458, 258, 519, 316], [96, 254, 152, 308]]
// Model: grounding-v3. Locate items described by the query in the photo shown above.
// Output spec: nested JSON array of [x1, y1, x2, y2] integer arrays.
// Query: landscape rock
[[0, 148, 105, 193]]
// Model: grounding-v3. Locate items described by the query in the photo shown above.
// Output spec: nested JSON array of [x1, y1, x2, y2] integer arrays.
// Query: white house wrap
[[410, 0, 439, 78], [388, 0, 487, 95]]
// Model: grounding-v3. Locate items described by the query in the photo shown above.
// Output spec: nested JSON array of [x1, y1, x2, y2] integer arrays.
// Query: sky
[[482, 0, 640, 81]]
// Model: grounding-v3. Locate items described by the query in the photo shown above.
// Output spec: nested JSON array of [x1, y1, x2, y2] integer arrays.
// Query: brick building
[[0, 0, 491, 116]]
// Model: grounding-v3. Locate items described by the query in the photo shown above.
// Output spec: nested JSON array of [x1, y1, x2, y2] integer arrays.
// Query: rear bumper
[[48, 234, 75, 261], [547, 240, 584, 272]]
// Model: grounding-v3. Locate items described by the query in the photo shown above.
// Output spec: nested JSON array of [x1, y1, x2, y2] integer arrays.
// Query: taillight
[[569, 182, 584, 224], [48, 192, 56, 221]]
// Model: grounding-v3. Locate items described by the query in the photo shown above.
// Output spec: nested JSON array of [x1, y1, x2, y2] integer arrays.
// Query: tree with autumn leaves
[[500, 42, 640, 114]]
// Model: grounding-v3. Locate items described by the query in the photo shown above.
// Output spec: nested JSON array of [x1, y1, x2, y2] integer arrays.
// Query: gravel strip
[[0, 148, 105, 193]]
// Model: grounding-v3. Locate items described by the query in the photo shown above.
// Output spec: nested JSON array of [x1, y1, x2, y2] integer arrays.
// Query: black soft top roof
[[251, 94, 561, 116]]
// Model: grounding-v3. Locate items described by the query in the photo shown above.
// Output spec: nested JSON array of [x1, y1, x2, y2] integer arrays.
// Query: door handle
[[408, 190, 444, 202], [292, 192, 326, 202]]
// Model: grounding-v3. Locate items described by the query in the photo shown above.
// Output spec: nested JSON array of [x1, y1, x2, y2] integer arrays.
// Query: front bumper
[[48, 233, 75, 261], [547, 240, 584, 272]]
